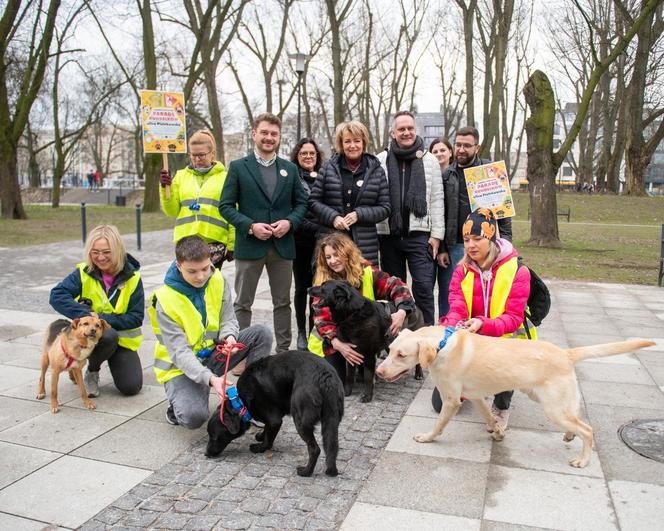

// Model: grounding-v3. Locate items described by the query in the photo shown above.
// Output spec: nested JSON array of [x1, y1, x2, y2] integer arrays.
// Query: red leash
[[214, 341, 246, 424]]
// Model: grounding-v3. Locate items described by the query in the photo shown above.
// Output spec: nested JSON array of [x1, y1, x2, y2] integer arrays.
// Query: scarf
[[385, 136, 428, 236]]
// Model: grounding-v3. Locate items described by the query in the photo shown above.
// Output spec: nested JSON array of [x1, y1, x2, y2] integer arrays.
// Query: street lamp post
[[288, 52, 309, 141]]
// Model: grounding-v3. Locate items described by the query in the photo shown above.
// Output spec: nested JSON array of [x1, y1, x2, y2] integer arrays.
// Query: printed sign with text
[[463, 160, 515, 219], [140, 90, 187, 154]]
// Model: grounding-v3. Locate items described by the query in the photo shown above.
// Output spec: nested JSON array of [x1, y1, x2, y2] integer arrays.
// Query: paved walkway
[[0, 231, 663, 530]]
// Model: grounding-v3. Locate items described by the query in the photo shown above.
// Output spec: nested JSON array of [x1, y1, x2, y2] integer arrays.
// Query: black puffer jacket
[[441, 157, 512, 253], [308, 153, 390, 264]]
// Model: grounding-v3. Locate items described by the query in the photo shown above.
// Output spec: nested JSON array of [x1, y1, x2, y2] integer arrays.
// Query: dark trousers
[[88, 328, 142, 396], [431, 388, 514, 412], [293, 238, 316, 333], [380, 232, 435, 325]]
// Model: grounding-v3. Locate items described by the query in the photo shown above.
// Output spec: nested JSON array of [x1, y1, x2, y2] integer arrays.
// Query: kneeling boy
[[150, 235, 272, 428]]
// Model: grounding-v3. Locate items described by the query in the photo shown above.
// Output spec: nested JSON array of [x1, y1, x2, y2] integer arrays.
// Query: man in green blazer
[[220, 113, 307, 354]]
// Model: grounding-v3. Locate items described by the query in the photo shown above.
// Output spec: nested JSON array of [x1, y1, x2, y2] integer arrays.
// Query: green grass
[[510, 191, 664, 285], [0, 204, 173, 247], [3, 192, 664, 285]]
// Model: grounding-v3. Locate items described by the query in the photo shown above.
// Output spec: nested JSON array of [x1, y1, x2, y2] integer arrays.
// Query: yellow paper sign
[[463, 160, 515, 219], [140, 90, 187, 154]]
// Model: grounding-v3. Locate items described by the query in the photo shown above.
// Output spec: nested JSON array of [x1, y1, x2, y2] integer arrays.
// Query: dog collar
[[60, 340, 77, 369], [226, 386, 252, 423], [438, 327, 457, 351]]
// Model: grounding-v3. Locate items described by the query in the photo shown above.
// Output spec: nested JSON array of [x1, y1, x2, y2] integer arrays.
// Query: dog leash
[[438, 326, 457, 351], [60, 339, 77, 369], [213, 341, 246, 425]]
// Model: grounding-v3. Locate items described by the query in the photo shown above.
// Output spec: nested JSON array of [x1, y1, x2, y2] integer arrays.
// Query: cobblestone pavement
[[82, 377, 423, 531]]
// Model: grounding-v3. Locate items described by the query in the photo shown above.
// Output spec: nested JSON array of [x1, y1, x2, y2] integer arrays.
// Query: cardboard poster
[[463, 160, 515, 219], [140, 90, 187, 154]]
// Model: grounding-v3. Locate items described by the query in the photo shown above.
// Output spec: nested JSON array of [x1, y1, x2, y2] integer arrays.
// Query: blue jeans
[[436, 243, 465, 321]]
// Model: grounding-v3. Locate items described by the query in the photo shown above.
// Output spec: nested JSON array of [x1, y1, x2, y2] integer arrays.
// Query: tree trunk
[[139, 0, 159, 212], [457, 0, 477, 127], [26, 123, 41, 188], [326, 0, 345, 125], [523, 71, 560, 247], [0, 140, 26, 219], [205, 61, 225, 165], [51, 158, 66, 208]]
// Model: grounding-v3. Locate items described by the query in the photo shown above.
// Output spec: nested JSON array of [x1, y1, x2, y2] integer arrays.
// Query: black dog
[[206, 351, 344, 477], [310, 280, 424, 403]]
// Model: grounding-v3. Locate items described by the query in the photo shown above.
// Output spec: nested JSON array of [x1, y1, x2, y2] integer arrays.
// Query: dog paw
[[255, 430, 265, 441], [325, 467, 339, 477], [360, 394, 373, 403], [563, 431, 575, 442], [344, 386, 353, 397], [296, 465, 314, 477], [414, 367, 424, 380], [414, 433, 433, 443], [485, 422, 496, 433], [569, 457, 588, 468], [250, 443, 267, 454], [491, 428, 505, 442], [50, 406, 59, 414], [36, 393, 45, 400], [84, 400, 96, 410]]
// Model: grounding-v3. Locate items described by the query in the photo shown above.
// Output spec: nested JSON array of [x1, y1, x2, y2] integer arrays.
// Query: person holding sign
[[159, 130, 235, 269], [438, 126, 512, 319], [433, 208, 530, 434]]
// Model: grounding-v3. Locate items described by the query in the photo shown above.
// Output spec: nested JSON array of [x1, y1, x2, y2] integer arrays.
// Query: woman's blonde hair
[[313, 233, 368, 287], [189, 129, 217, 160], [462, 239, 500, 270], [84, 225, 127, 275], [334, 120, 371, 154]]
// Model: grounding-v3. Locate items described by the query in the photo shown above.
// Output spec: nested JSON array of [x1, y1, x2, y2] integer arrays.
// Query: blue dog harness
[[226, 386, 252, 423], [438, 326, 457, 351]]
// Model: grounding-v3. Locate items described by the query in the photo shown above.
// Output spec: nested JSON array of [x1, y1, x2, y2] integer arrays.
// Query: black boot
[[297, 329, 308, 350]]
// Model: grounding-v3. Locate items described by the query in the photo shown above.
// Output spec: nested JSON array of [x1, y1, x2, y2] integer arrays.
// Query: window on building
[[553, 124, 561, 135], [562, 166, 573, 177], [553, 139, 561, 149], [424, 125, 444, 136]]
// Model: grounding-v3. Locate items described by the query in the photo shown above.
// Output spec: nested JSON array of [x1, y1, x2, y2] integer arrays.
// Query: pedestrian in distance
[[159, 129, 235, 269], [376, 111, 445, 326], [93, 169, 101, 191], [219, 113, 307, 355], [149, 235, 273, 428], [308, 120, 390, 265], [438, 126, 513, 319], [290, 137, 326, 350], [86, 169, 94, 190], [49, 225, 144, 398]]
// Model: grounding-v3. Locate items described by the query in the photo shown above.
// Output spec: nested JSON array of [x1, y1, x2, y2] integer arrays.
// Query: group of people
[[49, 111, 532, 434], [86, 169, 101, 191]]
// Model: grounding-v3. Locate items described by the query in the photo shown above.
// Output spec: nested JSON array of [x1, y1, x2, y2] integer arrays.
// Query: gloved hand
[[160, 169, 172, 188], [79, 297, 93, 309], [225, 250, 234, 262]]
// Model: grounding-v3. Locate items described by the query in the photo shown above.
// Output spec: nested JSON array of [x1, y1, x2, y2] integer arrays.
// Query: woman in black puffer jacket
[[308, 121, 390, 265]]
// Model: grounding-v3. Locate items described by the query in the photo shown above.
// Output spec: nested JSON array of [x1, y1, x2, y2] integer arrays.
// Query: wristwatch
[[248, 223, 254, 235]]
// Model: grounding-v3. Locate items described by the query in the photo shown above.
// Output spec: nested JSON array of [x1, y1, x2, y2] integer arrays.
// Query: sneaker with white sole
[[491, 404, 510, 432], [165, 404, 179, 425], [84, 370, 100, 398]]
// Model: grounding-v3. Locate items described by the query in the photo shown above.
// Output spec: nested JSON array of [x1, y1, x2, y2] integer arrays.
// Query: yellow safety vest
[[459, 257, 536, 339], [77, 263, 143, 350], [149, 270, 224, 384], [308, 266, 375, 357], [160, 162, 235, 249]]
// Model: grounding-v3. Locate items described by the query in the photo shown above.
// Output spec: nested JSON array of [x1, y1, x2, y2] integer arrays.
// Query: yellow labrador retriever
[[376, 326, 655, 468]]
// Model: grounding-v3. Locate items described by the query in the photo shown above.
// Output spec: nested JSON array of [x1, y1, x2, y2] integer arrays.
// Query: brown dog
[[36, 316, 109, 413], [376, 326, 655, 468]]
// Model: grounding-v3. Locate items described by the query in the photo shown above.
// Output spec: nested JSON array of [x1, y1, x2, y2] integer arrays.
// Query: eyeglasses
[[299, 151, 317, 158], [91, 250, 112, 258], [454, 143, 477, 150], [190, 151, 212, 159]]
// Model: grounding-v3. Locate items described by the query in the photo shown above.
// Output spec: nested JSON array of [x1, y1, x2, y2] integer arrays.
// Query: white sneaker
[[491, 404, 510, 432], [84, 370, 100, 397]]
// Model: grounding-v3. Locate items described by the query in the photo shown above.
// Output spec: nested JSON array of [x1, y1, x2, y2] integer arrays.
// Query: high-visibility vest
[[149, 270, 224, 384], [160, 163, 235, 249], [459, 256, 536, 339], [77, 263, 143, 350], [308, 266, 375, 356]]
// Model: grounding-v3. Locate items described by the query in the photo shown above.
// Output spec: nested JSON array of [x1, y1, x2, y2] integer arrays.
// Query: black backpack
[[521, 266, 550, 339]]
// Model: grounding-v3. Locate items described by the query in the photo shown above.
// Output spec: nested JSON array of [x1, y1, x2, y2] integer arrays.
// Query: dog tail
[[567, 339, 655, 364]]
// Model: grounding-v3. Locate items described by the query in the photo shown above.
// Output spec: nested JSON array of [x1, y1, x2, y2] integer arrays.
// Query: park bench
[[527, 206, 571, 222]]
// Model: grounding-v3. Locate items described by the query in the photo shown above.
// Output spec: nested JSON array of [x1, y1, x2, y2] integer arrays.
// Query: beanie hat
[[462, 208, 497, 242]]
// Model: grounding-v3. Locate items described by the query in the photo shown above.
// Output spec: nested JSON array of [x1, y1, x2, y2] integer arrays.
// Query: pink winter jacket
[[441, 239, 530, 337]]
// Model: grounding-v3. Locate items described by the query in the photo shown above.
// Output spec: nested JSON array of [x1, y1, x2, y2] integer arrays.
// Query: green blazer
[[219, 154, 307, 260]]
